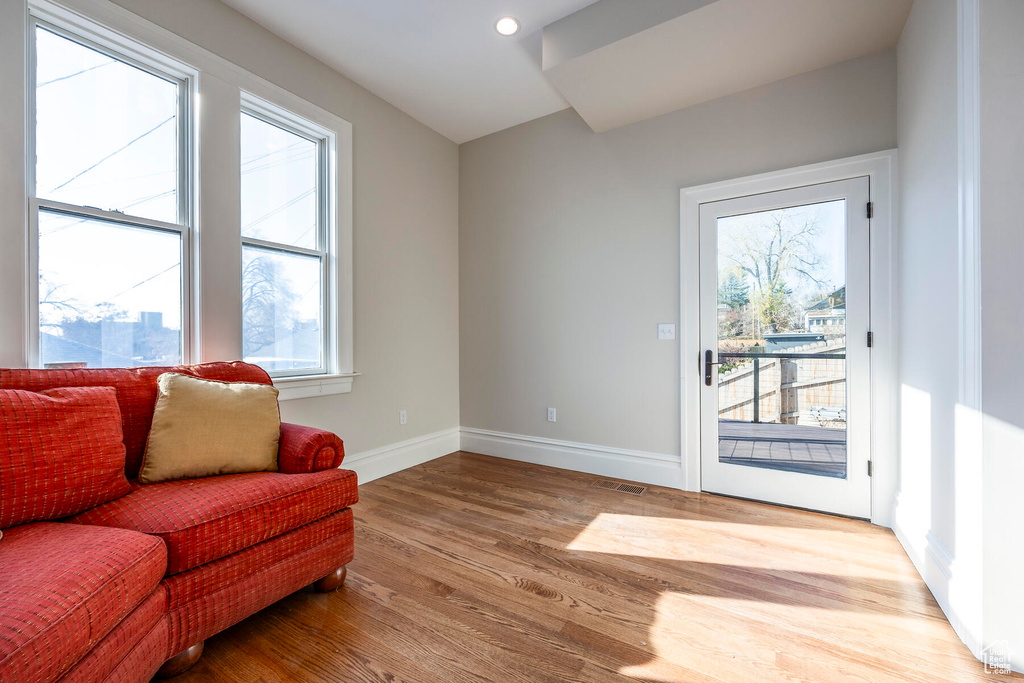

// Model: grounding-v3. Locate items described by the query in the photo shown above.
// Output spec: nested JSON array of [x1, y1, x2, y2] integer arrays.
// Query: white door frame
[[679, 149, 898, 526]]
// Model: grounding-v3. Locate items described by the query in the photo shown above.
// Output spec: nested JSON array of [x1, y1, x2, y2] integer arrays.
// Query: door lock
[[704, 350, 724, 386]]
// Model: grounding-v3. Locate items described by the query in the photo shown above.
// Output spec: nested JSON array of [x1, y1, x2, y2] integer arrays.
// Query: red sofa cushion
[[0, 522, 166, 683], [0, 362, 271, 479], [0, 386, 130, 528], [68, 468, 359, 574]]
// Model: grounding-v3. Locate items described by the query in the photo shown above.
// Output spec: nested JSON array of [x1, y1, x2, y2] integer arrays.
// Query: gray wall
[[110, 0, 461, 456], [459, 50, 896, 457]]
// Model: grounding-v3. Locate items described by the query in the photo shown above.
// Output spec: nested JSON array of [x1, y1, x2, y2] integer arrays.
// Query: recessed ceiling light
[[495, 16, 520, 36]]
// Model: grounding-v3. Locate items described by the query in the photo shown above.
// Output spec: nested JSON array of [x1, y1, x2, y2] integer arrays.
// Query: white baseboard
[[343, 427, 460, 484], [891, 493, 983, 659], [459, 427, 685, 489]]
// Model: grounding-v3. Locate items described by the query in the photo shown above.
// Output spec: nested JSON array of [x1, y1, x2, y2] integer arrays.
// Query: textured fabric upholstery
[[57, 589, 167, 683], [94, 618, 169, 683], [69, 469, 358, 574], [165, 508, 354, 655], [0, 362, 272, 478], [91, 617, 168, 683], [0, 523, 166, 683], [0, 387, 130, 528], [278, 422, 346, 473], [140, 373, 281, 483]]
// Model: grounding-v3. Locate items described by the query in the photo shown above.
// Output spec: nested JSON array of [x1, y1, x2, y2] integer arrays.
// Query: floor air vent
[[591, 480, 647, 496]]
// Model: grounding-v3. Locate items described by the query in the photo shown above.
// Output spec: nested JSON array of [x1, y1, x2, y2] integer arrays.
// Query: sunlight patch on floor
[[565, 512, 900, 578], [617, 590, 974, 681]]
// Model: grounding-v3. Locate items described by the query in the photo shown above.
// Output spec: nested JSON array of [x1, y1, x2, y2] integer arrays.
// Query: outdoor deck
[[718, 420, 847, 478]]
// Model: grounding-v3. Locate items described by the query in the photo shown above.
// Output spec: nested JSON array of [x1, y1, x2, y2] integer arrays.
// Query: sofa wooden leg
[[157, 642, 204, 678], [313, 566, 347, 592]]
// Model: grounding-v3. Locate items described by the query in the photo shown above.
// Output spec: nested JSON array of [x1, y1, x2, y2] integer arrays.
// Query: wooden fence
[[717, 339, 846, 428]]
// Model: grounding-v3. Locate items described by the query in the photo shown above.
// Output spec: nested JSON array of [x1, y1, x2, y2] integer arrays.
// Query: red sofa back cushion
[[0, 386, 131, 528], [0, 362, 271, 479]]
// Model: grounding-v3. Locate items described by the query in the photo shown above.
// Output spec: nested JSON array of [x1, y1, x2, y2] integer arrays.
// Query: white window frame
[[25, 5, 197, 368], [240, 93, 335, 379]]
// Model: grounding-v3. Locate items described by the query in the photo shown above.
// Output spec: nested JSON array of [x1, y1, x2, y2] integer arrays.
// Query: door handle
[[704, 349, 724, 386]]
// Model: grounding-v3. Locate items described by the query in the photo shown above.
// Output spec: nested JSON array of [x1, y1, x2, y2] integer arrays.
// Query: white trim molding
[[460, 428, 685, 489], [345, 428, 461, 485], [957, 0, 982, 414], [274, 372, 360, 401], [679, 149, 899, 526]]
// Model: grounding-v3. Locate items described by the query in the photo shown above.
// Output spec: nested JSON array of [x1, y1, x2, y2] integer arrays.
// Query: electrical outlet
[[658, 323, 676, 340], [547, 407, 556, 423], [399, 410, 407, 426]]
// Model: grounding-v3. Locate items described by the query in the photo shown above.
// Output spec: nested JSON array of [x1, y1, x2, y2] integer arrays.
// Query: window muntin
[[30, 20, 190, 369], [240, 108, 328, 376]]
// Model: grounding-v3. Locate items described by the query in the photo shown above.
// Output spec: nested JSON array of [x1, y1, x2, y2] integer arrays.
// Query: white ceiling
[[219, 0, 599, 144], [220, 0, 912, 144]]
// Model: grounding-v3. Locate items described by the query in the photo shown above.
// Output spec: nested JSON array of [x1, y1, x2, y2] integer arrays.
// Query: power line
[[105, 262, 179, 302], [242, 187, 314, 233], [38, 60, 114, 87], [48, 115, 174, 194], [241, 140, 304, 167]]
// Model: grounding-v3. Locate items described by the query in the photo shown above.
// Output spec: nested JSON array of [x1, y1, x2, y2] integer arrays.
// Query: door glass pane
[[716, 200, 847, 478], [38, 210, 183, 368], [34, 27, 179, 223], [240, 113, 318, 250], [242, 245, 322, 372]]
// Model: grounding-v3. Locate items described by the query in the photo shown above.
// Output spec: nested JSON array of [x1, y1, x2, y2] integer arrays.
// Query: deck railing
[[718, 351, 846, 425]]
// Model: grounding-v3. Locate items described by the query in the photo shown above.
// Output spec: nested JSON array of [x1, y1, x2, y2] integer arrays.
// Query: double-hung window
[[15, 3, 353, 389], [240, 98, 331, 377], [28, 16, 191, 369]]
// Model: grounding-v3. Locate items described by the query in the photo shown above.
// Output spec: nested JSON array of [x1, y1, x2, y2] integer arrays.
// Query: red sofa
[[0, 362, 357, 683]]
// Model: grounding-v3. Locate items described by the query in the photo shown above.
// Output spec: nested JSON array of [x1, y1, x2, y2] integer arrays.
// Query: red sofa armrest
[[278, 422, 345, 474]]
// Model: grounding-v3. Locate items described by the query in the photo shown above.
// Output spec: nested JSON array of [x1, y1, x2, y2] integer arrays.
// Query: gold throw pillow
[[140, 372, 281, 484]]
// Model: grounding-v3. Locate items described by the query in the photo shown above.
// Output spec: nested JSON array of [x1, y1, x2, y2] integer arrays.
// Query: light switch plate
[[658, 323, 676, 340]]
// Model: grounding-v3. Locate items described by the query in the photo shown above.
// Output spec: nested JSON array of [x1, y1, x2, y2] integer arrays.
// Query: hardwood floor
[[173, 452, 1015, 682]]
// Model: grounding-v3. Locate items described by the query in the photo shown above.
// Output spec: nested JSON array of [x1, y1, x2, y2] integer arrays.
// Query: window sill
[[273, 373, 359, 401]]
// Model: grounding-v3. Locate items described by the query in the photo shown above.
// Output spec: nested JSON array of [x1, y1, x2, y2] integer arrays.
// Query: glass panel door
[[699, 178, 871, 518]]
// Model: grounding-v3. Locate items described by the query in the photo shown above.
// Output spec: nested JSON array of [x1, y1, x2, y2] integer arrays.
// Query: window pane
[[38, 210, 182, 368], [242, 246, 322, 372], [716, 200, 848, 479], [34, 27, 180, 224], [241, 113, 318, 249]]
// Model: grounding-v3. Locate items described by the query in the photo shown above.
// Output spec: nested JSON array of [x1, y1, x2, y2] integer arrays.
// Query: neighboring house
[[805, 285, 846, 332]]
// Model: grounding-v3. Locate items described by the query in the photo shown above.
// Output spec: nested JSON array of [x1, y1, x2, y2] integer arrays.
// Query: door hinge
[[867, 460, 873, 477], [867, 331, 874, 348], [866, 202, 874, 219]]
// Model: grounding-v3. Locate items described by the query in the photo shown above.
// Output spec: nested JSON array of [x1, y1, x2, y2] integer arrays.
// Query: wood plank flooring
[[172, 452, 1016, 682]]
